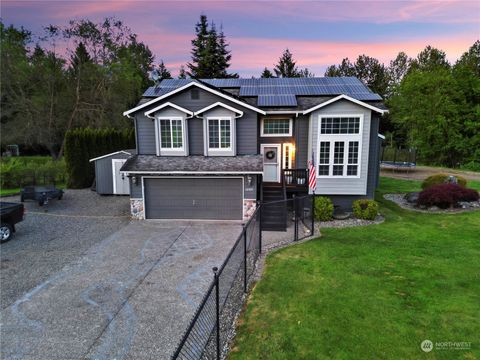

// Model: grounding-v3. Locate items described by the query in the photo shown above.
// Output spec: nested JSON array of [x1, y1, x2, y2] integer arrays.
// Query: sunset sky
[[1, 0, 479, 77]]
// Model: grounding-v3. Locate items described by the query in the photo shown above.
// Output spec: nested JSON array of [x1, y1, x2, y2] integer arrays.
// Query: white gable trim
[[303, 94, 388, 115], [89, 150, 132, 162], [123, 81, 266, 116], [195, 102, 244, 117], [144, 102, 193, 118]]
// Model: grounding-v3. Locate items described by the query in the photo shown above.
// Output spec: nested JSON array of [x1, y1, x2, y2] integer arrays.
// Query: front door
[[112, 159, 130, 195], [261, 144, 281, 182]]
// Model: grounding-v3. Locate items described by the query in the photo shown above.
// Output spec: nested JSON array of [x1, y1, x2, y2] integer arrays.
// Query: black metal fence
[[172, 195, 315, 360]]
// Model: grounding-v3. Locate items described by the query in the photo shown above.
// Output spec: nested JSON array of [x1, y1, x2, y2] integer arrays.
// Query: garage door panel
[[144, 178, 243, 220]]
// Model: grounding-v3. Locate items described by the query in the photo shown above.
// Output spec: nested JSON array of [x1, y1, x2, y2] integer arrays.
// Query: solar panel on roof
[[257, 94, 297, 107], [141, 77, 382, 101]]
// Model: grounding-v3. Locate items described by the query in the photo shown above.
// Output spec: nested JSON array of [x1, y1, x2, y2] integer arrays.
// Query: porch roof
[[120, 155, 263, 174]]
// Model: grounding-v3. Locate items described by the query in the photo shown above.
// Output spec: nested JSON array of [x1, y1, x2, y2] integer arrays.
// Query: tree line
[[1, 14, 478, 168]]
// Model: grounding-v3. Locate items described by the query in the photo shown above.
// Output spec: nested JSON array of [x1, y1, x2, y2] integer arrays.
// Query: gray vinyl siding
[[295, 115, 309, 169], [188, 118, 204, 155], [135, 115, 156, 155], [94, 153, 130, 195], [135, 88, 258, 156], [130, 176, 143, 198], [309, 100, 372, 195]]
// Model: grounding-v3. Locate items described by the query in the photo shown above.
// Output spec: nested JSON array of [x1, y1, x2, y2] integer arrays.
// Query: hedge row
[[64, 128, 135, 188]]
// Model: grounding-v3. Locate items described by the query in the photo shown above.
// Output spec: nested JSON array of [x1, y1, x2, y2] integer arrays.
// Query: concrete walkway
[[0, 221, 242, 360]]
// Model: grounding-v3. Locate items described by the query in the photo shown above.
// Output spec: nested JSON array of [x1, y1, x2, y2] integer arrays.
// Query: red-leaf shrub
[[417, 184, 479, 209]]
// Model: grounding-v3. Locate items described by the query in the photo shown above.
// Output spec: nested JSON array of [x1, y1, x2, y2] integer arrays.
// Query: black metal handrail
[[283, 168, 308, 187], [171, 195, 315, 360]]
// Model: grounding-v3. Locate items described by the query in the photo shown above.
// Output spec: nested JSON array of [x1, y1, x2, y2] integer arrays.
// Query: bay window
[[317, 116, 362, 177]]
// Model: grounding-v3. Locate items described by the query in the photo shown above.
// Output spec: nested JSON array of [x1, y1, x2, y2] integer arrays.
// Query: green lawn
[[230, 177, 480, 359]]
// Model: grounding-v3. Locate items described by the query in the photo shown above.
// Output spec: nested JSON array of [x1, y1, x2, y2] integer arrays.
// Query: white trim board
[[144, 102, 193, 118], [123, 81, 266, 116], [303, 94, 388, 115], [89, 150, 132, 162], [195, 102, 243, 117]]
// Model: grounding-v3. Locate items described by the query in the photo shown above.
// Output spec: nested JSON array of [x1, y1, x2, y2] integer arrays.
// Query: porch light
[[247, 175, 253, 186], [132, 175, 138, 185]]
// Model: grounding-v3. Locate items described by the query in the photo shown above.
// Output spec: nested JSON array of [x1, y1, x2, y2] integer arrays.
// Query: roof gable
[[302, 94, 388, 115], [124, 81, 265, 117]]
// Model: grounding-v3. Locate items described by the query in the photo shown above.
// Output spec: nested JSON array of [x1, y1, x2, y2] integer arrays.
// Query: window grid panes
[[220, 119, 231, 148], [209, 119, 231, 149], [171, 120, 183, 148], [160, 119, 183, 149], [160, 120, 171, 148], [263, 119, 291, 135], [208, 120, 219, 148], [320, 117, 360, 134], [334, 142, 344, 164]]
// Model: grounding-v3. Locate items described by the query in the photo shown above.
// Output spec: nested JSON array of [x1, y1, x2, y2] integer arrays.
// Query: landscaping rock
[[384, 193, 480, 214], [404, 192, 420, 204]]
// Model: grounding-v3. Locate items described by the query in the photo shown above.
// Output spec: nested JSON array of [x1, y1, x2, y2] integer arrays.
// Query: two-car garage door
[[144, 178, 243, 220]]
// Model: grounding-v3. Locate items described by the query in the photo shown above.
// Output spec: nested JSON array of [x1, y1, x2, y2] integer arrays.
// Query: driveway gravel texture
[[0, 189, 242, 360]]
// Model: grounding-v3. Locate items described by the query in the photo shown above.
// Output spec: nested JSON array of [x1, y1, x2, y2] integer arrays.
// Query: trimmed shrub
[[313, 196, 334, 221], [417, 183, 479, 209], [421, 173, 467, 190], [352, 199, 379, 220], [64, 128, 135, 188]]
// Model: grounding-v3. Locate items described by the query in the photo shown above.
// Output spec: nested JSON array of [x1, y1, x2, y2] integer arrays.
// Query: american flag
[[308, 152, 317, 192]]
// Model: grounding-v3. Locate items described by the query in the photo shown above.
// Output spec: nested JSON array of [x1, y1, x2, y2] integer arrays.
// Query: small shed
[[89, 150, 135, 195]]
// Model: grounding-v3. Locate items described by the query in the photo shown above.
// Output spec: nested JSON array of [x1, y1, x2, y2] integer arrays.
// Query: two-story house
[[118, 77, 387, 227]]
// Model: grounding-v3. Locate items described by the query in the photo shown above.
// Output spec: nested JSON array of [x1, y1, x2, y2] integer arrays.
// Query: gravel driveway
[[1, 190, 242, 359], [1, 190, 130, 309]]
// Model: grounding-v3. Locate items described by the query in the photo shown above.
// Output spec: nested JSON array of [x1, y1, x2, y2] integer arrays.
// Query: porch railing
[[282, 168, 308, 188]]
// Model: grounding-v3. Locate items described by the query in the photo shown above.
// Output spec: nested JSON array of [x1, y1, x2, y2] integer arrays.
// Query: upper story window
[[208, 118, 232, 150], [317, 115, 363, 178], [261, 118, 292, 137], [158, 117, 184, 151]]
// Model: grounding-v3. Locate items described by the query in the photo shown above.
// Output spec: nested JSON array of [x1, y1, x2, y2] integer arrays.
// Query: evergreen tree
[[260, 67, 274, 78], [187, 15, 210, 78], [157, 60, 172, 79], [274, 49, 299, 77], [216, 25, 238, 78], [178, 65, 187, 79], [298, 67, 315, 78], [325, 58, 355, 77], [187, 15, 236, 78]]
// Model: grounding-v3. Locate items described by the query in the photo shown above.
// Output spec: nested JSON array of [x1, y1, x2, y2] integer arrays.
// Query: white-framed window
[[317, 115, 363, 178], [156, 116, 187, 156], [208, 117, 232, 150], [261, 118, 293, 137], [158, 118, 184, 150]]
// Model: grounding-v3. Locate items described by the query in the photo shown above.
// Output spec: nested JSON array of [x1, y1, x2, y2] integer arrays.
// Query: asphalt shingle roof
[[121, 155, 263, 173]]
